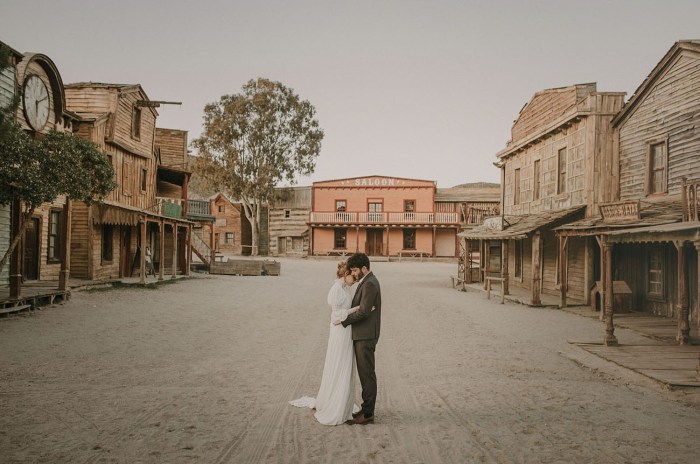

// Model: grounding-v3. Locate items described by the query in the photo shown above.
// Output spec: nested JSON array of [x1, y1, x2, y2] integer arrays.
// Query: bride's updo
[[336, 260, 350, 278]]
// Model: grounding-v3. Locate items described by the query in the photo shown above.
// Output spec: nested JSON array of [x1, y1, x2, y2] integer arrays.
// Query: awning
[[458, 205, 585, 240], [91, 201, 193, 226], [606, 221, 700, 244]]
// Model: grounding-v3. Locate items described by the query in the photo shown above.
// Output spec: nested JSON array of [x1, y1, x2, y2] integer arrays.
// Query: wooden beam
[[531, 232, 541, 306], [675, 241, 690, 345], [465, 238, 472, 284], [59, 199, 71, 291], [10, 200, 21, 299], [185, 225, 191, 276], [502, 240, 509, 295], [484, 240, 491, 290], [139, 219, 146, 284], [559, 235, 568, 308], [603, 238, 618, 346], [172, 224, 178, 280], [159, 219, 165, 281]]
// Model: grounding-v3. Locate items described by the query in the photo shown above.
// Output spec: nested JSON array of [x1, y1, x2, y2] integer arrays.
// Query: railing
[[682, 177, 699, 221], [187, 199, 212, 216], [153, 197, 184, 219], [309, 211, 459, 224]]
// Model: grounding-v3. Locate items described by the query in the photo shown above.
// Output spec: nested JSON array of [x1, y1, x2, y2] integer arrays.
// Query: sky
[[2, 0, 700, 188]]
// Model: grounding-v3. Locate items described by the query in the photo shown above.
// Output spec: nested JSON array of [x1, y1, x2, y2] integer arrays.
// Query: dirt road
[[1, 259, 698, 463]]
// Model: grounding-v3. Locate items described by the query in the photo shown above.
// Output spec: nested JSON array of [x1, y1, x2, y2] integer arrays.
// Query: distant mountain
[[452, 182, 500, 189]]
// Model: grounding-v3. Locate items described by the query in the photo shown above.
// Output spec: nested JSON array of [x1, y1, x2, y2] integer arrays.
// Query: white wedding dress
[[289, 279, 360, 425]]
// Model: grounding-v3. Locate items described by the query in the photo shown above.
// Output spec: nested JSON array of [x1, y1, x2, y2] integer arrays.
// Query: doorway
[[366, 229, 383, 256], [23, 217, 40, 281]]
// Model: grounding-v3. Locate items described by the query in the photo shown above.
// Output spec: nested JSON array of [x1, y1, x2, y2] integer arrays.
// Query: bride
[[289, 261, 362, 425]]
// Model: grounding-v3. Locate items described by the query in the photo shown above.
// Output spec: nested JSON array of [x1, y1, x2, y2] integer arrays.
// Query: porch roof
[[458, 205, 584, 240], [91, 201, 192, 226], [555, 196, 684, 235], [606, 221, 700, 244]]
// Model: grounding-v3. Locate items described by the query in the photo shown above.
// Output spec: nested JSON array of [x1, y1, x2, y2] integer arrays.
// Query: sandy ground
[[1, 258, 699, 463]]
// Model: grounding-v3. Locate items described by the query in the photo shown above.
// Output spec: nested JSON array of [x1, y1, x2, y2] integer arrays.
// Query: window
[[368, 201, 383, 222], [131, 105, 141, 139], [225, 232, 235, 245], [514, 168, 521, 205], [647, 140, 667, 194], [102, 225, 113, 262], [218, 205, 225, 213], [533, 160, 541, 201], [648, 248, 664, 298], [334, 228, 347, 249], [47, 209, 62, 262], [404, 200, 415, 212], [335, 200, 346, 212], [514, 240, 522, 278], [557, 147, 567, 194], [141, 168, 147, 192], [403, 229, 416, 249], [284, 209, 291, 219]]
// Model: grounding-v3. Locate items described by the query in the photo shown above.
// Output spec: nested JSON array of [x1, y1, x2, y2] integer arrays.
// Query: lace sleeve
[[327, 280, 346, 307]]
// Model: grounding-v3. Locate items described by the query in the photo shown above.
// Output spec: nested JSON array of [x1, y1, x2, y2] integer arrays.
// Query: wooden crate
[[210, 260, 263, 276], [262, 260, 281, 276]]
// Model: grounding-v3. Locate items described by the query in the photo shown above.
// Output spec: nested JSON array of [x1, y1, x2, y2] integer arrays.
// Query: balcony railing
[[310, 211, 459, 225], [188, 199, 212, 216]]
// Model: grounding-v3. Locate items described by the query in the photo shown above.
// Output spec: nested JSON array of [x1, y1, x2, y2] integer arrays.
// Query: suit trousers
[[354, 338, 378, 417]]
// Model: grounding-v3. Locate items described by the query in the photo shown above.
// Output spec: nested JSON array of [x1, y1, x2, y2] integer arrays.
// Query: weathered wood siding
[[32, 198, 67, 281], [155, 128, 188, 168], [504, 93, 625, 218], [111, 89, 157, 158], [213, 198, 245, 254], [619, 52, 700, 199], [0, 65, 14, 289], [268, 208, 309, 256], [69, 202, 90, 278]]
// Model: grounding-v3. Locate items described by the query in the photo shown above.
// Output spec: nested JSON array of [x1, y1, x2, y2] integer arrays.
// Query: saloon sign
[[354, 177, 396, 186]]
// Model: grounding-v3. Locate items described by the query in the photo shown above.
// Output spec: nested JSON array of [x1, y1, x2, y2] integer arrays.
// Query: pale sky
[[3, 0, 700, 188]]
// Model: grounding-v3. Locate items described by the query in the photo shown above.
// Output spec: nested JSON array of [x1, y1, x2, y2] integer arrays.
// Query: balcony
[[153, 197, 184, 219], [309, 211, 459, 225], [186, 199, 216, 222]]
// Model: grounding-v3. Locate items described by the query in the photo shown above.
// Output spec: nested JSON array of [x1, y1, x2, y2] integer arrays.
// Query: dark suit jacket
[[341, 271, 381, 341]]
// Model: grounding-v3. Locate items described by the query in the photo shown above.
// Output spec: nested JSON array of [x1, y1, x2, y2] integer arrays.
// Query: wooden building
[[2, 47, 79, 302], [0, 42, 23, 295], [191, 193, 252, 259], [65, 83, 191, 282], [269, 186, 311, 257], [309, 175, 461, 258], [557, 41, 700, 349], [459, 84, 625, 305]]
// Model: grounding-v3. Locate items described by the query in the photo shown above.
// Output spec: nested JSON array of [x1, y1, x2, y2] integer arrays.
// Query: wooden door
[[23, 217, 40, 280], [366, 229, 383, 256], [120, 227, 131, 278], [278, 237, 287, 255], [178, 228, 187, 274]]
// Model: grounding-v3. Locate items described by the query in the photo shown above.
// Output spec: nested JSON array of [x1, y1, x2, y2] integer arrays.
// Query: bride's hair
[[336, 261, 350, 278]]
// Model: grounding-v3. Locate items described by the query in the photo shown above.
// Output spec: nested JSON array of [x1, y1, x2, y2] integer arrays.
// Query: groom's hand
[[332, 320, 342, 325]]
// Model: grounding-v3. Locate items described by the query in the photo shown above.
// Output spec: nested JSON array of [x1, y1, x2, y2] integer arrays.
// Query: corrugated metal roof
[[458, 205, 585, 240]]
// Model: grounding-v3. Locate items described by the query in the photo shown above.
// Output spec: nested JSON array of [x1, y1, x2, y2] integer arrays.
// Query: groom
[[340, 252, 381, 425]]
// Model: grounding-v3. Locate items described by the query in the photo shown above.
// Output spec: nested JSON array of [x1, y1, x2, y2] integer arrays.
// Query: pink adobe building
[[309, 175, 462, 258]]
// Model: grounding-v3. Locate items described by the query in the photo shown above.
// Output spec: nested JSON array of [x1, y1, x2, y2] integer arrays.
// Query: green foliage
[[0, 124, 116, 211], [192, 77, 324, 205]]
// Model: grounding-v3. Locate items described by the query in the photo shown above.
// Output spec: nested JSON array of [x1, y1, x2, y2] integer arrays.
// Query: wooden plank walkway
[[574, 342, 700, 387]]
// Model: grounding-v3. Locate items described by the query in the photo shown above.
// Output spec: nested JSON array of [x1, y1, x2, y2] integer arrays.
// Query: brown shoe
[[352, 410, 363, 419], [347, 414, 374, 425]]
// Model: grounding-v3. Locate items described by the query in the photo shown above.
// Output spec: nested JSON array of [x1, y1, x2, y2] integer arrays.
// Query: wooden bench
[[485, 277, 506, 304], [450, 275, 465, 290], [398, 251, 428, 262], [0, 304, 32, 317]]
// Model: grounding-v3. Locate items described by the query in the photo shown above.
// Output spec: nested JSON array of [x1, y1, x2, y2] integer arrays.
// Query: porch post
[[559, 235, 568, 308], [209, 222, 216, 264], [483, 240, 490, 290], [502, 239, 509, 295], [695, 241, 700, 335], [432, 226, 437, 258], [59, 198, 71, 291], [385, 226, 390, 257], [10, 200, 21, 299], [603, 237, 618, 346], [158, 219, 165, 281], [596, 235, 605, 319], [172, 223, 178, 279], [531, 232, 541, 306], [675, 241, 690, 345], [356, 226, 360, 252], [185, 225, 191, 276], [464, 238, 472, 284], [139, 218, 146, 284]]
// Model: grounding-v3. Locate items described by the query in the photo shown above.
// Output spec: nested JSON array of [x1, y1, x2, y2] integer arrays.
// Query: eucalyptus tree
[[192, 78, 323, 255]]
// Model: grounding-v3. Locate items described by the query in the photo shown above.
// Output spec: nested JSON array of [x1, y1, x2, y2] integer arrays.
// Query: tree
[[0, 127, 116, 275], [192, 78, 323, 255]]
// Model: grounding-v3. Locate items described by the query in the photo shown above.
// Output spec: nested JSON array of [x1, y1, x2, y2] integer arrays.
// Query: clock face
[[23, 75, 50, 131]]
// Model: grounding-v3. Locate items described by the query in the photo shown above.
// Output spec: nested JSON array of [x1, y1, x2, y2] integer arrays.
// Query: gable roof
[[612, 40, 700, 127]]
